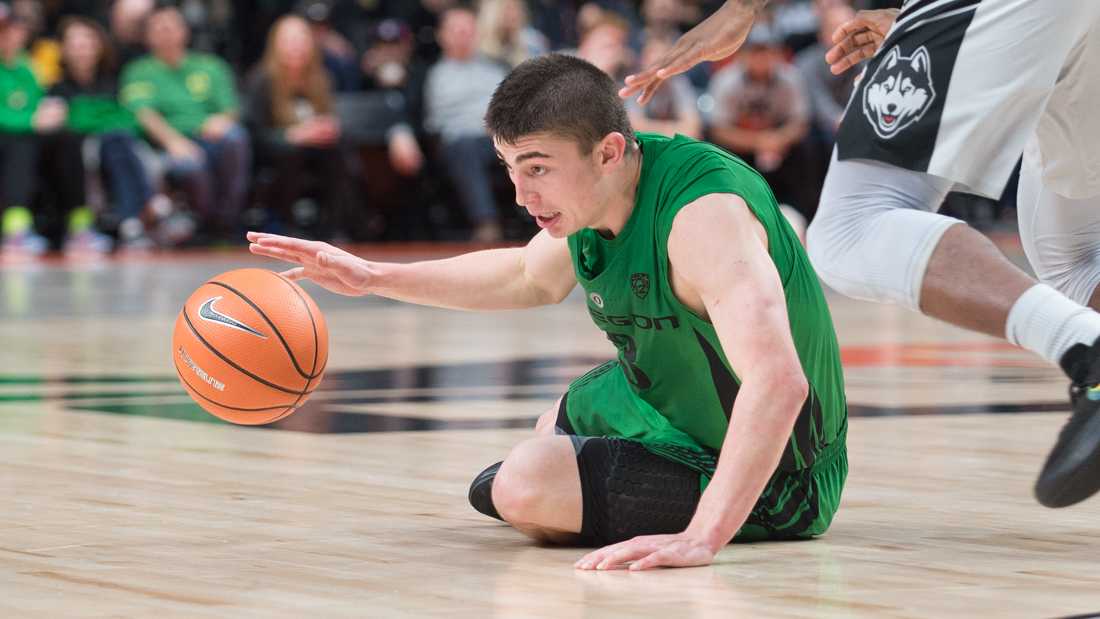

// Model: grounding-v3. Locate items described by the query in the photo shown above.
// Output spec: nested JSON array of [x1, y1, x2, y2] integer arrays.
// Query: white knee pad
[[1017, 143, 1100, 306], [807, 155, 957, 311]]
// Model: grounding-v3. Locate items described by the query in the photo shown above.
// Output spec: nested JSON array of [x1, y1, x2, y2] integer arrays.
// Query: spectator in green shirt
[[120, 6, 250, 240], [0, 5, 63, 256], [47, 16, 165, 252]]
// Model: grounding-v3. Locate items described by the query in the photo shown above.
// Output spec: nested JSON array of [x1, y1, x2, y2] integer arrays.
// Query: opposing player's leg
[[809, 0, 1100, 507], [1015, 17, 1100, 506], [809, 152, 1100, 506]]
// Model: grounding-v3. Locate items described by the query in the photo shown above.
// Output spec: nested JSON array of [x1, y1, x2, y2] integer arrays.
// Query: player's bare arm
[[246, 229, 576, 310], [576, 194, 808, 570], [620, 0, 771, 105], [824, 9, 899, 75]]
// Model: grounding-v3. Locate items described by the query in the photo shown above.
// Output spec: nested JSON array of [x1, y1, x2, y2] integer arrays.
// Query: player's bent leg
[[479, 434, 704, 546], [468, 396, 569, 522], [571, 437, 700, 546], [491, 435, 584, 544]]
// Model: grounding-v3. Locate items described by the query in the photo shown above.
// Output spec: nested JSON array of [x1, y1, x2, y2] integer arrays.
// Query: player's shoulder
[[638, 132, 743, 177]]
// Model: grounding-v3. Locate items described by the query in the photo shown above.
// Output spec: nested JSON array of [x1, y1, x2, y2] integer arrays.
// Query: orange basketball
[[172, 268, 329, 425]]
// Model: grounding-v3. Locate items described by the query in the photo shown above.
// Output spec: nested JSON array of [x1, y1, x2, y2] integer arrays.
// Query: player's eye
[[529, 166, 547, 177]]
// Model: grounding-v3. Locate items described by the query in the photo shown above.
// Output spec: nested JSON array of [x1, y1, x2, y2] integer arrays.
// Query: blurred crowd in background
[[0, 0, 1012, 258]]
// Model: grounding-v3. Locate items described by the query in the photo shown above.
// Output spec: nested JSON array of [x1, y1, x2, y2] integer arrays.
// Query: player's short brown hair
[[485, 53, 635, 155]]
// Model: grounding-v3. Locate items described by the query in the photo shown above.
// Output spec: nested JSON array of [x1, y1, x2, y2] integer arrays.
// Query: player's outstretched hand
[[824, 9, 899, 75], [247, 232, 372, 296], [619, 1, 760, 105], [574, 533, 717, 571]]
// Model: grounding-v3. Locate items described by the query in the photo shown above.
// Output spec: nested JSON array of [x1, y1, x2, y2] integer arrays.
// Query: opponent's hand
[[620, 1, 760, 105], [824, 9, 899, 75], [247, 232, 373, 296], [574, 532, 718, 571]]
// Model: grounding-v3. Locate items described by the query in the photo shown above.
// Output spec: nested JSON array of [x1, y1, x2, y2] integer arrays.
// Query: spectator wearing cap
[[0, 5, 57, 255], [244, 14, 355, 239], [120, 5, 250, 241], [423, 7, 508, 242], [360, 18, 425, 179], [706, 23, 818, 221], [476, 0, 548, 69], [299, 0, 361, 92]]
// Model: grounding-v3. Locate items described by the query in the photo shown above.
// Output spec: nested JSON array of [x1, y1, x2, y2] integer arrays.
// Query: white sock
[[1006, 283, 1100, 366]]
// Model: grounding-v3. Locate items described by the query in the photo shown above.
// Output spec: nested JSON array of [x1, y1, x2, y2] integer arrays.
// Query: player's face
[[494, 133, 604, 238]]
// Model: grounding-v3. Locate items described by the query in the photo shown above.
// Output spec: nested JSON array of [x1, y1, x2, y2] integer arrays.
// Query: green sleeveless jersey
[[567, 133, 846, 471]]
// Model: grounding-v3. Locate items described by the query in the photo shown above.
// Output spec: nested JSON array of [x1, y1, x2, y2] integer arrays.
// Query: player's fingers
[[619, 82, 641, 99], [827, 28, 879, 62], [830, 45, 876, 75], [280, 266, 307, 281], [831, 18, 871, 45], [595, 542, 661, 570], [628, 548, 678, 571], [620, 64, 665, 101], [653, 41, 706, 79], [249, 243, 306, 264], [250, 233, 327, 254], [636, 78, 666, 106], [622, 67, 658, 89], [575, 541, 631, 569]]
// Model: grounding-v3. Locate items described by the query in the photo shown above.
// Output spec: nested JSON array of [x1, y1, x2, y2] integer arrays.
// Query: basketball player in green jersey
[[247, 53, 847, 571]]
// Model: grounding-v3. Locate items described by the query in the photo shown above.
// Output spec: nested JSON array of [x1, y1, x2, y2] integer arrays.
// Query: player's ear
[[596, 132, 628, 167]]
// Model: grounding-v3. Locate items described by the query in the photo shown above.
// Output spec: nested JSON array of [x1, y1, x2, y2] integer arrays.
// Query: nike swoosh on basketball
[[198, 296, 267, 338]]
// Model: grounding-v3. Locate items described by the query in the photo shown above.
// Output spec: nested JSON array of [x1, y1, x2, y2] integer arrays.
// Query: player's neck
[[593, 148, 643, 239]]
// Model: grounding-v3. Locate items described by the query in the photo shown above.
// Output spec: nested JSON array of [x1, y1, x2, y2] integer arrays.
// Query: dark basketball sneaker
[[1036, 339, 1100, 507], [468, 461, 504, 521]]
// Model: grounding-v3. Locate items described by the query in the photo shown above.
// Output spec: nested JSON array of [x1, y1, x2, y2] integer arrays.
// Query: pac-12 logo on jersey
[[862, 45, 935, 140]]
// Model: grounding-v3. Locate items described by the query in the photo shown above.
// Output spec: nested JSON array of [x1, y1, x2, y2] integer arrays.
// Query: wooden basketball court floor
[[1, 244, 1098, 618]]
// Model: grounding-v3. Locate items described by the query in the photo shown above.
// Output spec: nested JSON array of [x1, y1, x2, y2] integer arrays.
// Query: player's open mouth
[[882, 114, 897, 124], [535, 212, 561, 227]]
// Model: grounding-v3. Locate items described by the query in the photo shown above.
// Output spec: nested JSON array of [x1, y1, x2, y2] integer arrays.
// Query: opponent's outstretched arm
[[622, 1, 898, 104], [576, 193, 807, 570], [620, 0, 769, 105], [247, 230, 577, 311]]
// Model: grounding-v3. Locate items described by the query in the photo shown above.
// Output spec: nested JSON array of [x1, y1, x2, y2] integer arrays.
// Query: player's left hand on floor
[[574, 533, 717, 571]]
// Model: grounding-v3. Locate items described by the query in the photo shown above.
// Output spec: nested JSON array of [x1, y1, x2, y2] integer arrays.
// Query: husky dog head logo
[[862, 46, 935, 139]]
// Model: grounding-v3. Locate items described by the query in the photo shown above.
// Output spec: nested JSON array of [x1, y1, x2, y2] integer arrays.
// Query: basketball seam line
[[182, 309, 307, 395], [270, 271, 324, 414], [173, 356, 298, 413], [207, 279, 322, 380], [269, 270, 322, 376]]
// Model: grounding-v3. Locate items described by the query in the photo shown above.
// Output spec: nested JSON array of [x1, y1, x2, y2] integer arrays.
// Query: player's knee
[[492, 438, 558, 524]]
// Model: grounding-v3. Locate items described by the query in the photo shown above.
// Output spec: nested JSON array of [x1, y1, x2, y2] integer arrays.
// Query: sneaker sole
[[1035, 408, 1100, 508]]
